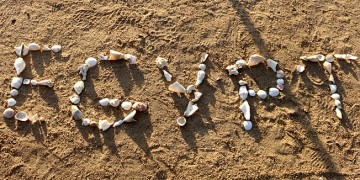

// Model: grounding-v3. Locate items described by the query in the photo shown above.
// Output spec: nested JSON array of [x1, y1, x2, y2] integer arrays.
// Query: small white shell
[[192, 92, 202, 102], [276, 79, 284, 85], [184, 101, 199, 117], [238, 80, 247, 86], [195, 70, 205, 86], [155, 57, 168, 69], [201, 53, 208, 62], [240, 100, 250, 121], [74, 81, 85, 94], [71, 105, 82, 120], [28, 43, 40, 51], [276, 70, 285, 78], [11, 77, 23, 89], [82, 119, 91, 126], [334, 54, 346, 60], [168, 81, 186, 94], [335, 108, 342, 119], [326, 54, 334, 62], [113, 120, 124, 127], [323, 61, 332, 74], [177, 117, 186, 126], [317, 54, 325, 61], [248, 89, 256, 96], [335, 100, 342, 109], [239, 85, 248, 100], [235, 59, 247, 67], [51, 45, 62, 53], [257, 90, 267, 99], [10, 89, 19, 96], [269, 88, 280, 97], [329, 84, 337, 94], [15, 44, 22, 56], [266, 59, 278, 72], [121, 101, 132, 110], [98, 120, 113, 131], [248, 54, 266, 67], [163, 70, 172, 82], [99, 98, 110, 106], [187, 85, 195, 94], [277, 84, 284, 91], [346, 54, 358, 60], [3, 108, 15, 118], [243, 121, 252, 131], [296, 65, 305, 73], [109, 99, 120, 107], [14, 57, 26, 75], [124, 54, 137, 64], [329, 74, 335, 84], [331, 93, 340, 100], [15, 111, 29, 121], [23, 79, 31, 85], [69, 94, 81, 104], [226, 65, 239, 75], [199, 64, 206, 71], [22, 46, 29, 56], [7, 98, 16, 107], [85, 57, 97, 68]]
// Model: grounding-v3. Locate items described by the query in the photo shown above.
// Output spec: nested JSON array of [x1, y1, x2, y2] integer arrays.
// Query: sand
[[1, 0, 359, 179]]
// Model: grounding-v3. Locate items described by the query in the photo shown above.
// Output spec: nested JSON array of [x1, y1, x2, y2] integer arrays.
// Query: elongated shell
[[200, 53, 208, 62], [240, 100, 250, 120], [40, 45, 51, 51], [11, 77, 23, 89], [266, 59, 278, 72], [15, 111, 29, 121], [109, 50, 124, 60], [123, 110, 137, 122], [346, 54, 358, 60], [163, 70, 172, 81], [15, 44, 23, 56], [195, 70, 205, 86], [239, 85, 248, 100], [36, 79, 54, 87], [98, 120, 113, 131], [168, 81, 186, 94], [28, 43, 40, 51], [74, 81, 85, 94], [334, 54, 346, 60], [51, 45, 62, 53], [184, 101, 199, 117], [14, 58, 26, 75], [155, 57, 168, 69], [323, 61, 331, 74], [248, 54, 266, 67]]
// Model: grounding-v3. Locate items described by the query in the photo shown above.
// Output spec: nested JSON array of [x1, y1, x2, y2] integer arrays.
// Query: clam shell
[[3, 108, 15, 118], [28, 43, 40, 51], [10, 89, 19, 96], [248, 89, 256, 96], [74, 81, 85, 94], [168, 81, 186, 94], [69, 94, 80, 104], [257, 90, 267, 99], [240, 100, 250, 121], [99, 98, 110, 106], [323, 61, 331, 74], [14, 57, 26, 75], [11, 77, 23, 89], [329, 84, 337, 94], [198, 64, 206, 71], [71, 105, 83, 120], [132, 102, 148, 112], [121, 101, 132, 110], [335, 108, 342, 119], [235, 59, 247, 67], [243, 120, 252, 131], [326, 54, 334, 62], [109, 99, 120, 107], [124, 54, 137, 64], [177, 117, 186, 126], [201, 53, 208, 62], [163, 70, 172, 82], [15, 111, 29, 121], [192, 92, 202, 102], [7, 98, 16, 107], [331, 93, 340, 100], [226, 65, 239, 75], [266, 59, 278, 72], [98, 120, 113, 131], [269, 88, 280, 97], [276, 79, 284, 85], [276, 70, 285, 78], [184, 101, 199, 117], [85, 57, 98, 68], [51, 45, 62, 53], [248, 54, 266, 67], [155, 57, 168, 69], [239, 85, 248, 100], [187, 85, 195, 94], [195, 70, 205, 86]]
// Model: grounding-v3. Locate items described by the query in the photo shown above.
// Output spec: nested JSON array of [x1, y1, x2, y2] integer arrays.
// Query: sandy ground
[[1, 0, 360, 179]]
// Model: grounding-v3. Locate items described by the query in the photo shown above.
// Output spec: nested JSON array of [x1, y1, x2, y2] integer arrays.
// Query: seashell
[[235, 59, 247, 67], [323, 61, 331, 74], [184, 101, 199, 117], [71, 105, 82, 120], [99, 98, 110, 106], [243, 121, 252, 131], [329, 74, 335, 84], [276, 79, 284, 85], [163, 70, 172, 82], [226, 65, 239, 75], [334, 54, 346, 60], [195, 70, 206, 86], [113, 120, 124, 127], [14, 57, 26, 75], [248, 89, 256, 96], [74, 81, 85, 94], [269, 88, 280, 97], [11, 77, 23, 89], [22, 45, 29, 56], [177, 117, 187, 126], [121, 101, 132, 110], [198, 64, 206, 71], [15, 44, 23, 56], [335, 108, 342, 119], [201, 53, 209, 62], [155, 57, 168, 69], [31, 79, 54, 87], [28, 43, 41, 51], [7, 98, 16, 107], [329, 84, 337, 94], [15, 111, 29, 121], [98, 120, 113, 131], [113, 110, 137, 127], [192, 92, 202, 102], [248, 54, 266, 67], [132, 102, 148, 112], [303, 54, 324, 62], [69, 94, 80, 104], [98, 53, 108, 60], [326, 54, 334, 62], [10, 89, 19, 96], [23, 79, 31, 85], [109, 99, 120, 107], [238, 80, 247, 86], [168, 81, 186, 94], [331, 93, 340, 100], [3, 108, 15, 118], [187, 85, 195, 94], [296, 65, 305, 73], [239, 100, 250, 120], [276, 70, 285, 78], [78, 64, 89, 80], [85, 57, 97, 68], [239, 85, 248, 100], [346, 54, 358, 61], [124, 54, 137, 64], [257, 90, 267, 99], [266, 59, 278, 72], [108, 50, 124, 60], [335, 99, 342, 109], [82, 118, 91, 126], [51, 45, 62, 53], [317, 54, 325, 61], [40, 45, 51, 52], [277, 84, 284, 91]]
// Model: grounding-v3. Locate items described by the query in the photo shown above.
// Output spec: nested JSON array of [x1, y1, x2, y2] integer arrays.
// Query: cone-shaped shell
[[74, 81, 85, 94], [266, 59, 278, 72], [168, 81, 186, 94], [184, 101, 199, 117], [22, 46, 29, 56], [163, 70, 172, 82], [11, 77, 23, 89], [240, 100, 250, 120], [329, 74, 335, 84], [14, 58, 26, 75], [40, 45, 51, 52], [248, 54, 266, 67], [323, 61, 331, 74], [177, 117, 186, 126], [98, 120, 113, 131], [195, 70, 205, 86]]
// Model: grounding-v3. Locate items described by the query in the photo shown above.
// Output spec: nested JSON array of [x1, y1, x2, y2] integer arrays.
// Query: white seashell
[[201, 53, 209, 62], [132, 102, 148, 112], [331, 93, 340, 100], [266, 59, 278, 72], [51, 45, 62, 53], [15, 44, 22, 56], [195, 70, 206, 86], [113, 120, 124, 127], [238, 80, 247, 86], [226, 65, 239, 75], [7, 98, 16, 107], [296, 65, 305, 73], [155, 57, 168, 69], [99, 98, 110, 106], [240, 100, 250, 120], [23, 79, 31, 85], [187, 85, 195, 94], [346, 54, 358, 60], [326, 54, 334, 62], [69, 94, 80, 104], [109, 99, 120, 107], [317, 54, 325, 61], [323, 61, 332, 74], [22, 46, 29, 56], [277, 84, 284, 91], [199, 64, 206, 71], [121, 101, 132, 110], [239, 85, 248, 100], [109, 50, 125, 60], [163, 70, 172, 82], [11, 77, 23, 89], [82, 119, 91, 126], [269, 88, 280, 97], [98, 53, 109, 60], [257, 90, 267, 99], [184, 101, 199, 117], [248, 89, 256, 96], [71, 105, 82, 120], [329, 84, 337, 94], [40, 45, 51, 52], [243, 121, 252, 131], [124, 54, 137, 64], [14, 57, 26, 75], [276, 70, 285, 78], [235, 59, 247, 67], [304, 54, 323, 62], [3, 108, 15, 118], [335, 99, 342, 109], [277, 79, 284, 85], [177, 117, 186, 126], [15, 111, 29, 121], [74, 81, 85, 94], [334, 54, 346, 60], [335, 108, 342, 119], [78, 64, 89, 80], [85, 57, 97, 68], [168, 81, 186, 94], [98, 120, 113, 131], [28, 43, 41, 51], [123, 110, 137, 122], [248, 54, 266, 67], [329, 74, 335, 84], [32, 79, 54, 87], [10, 89, 19, 96], [192, 92, 202, 102]]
